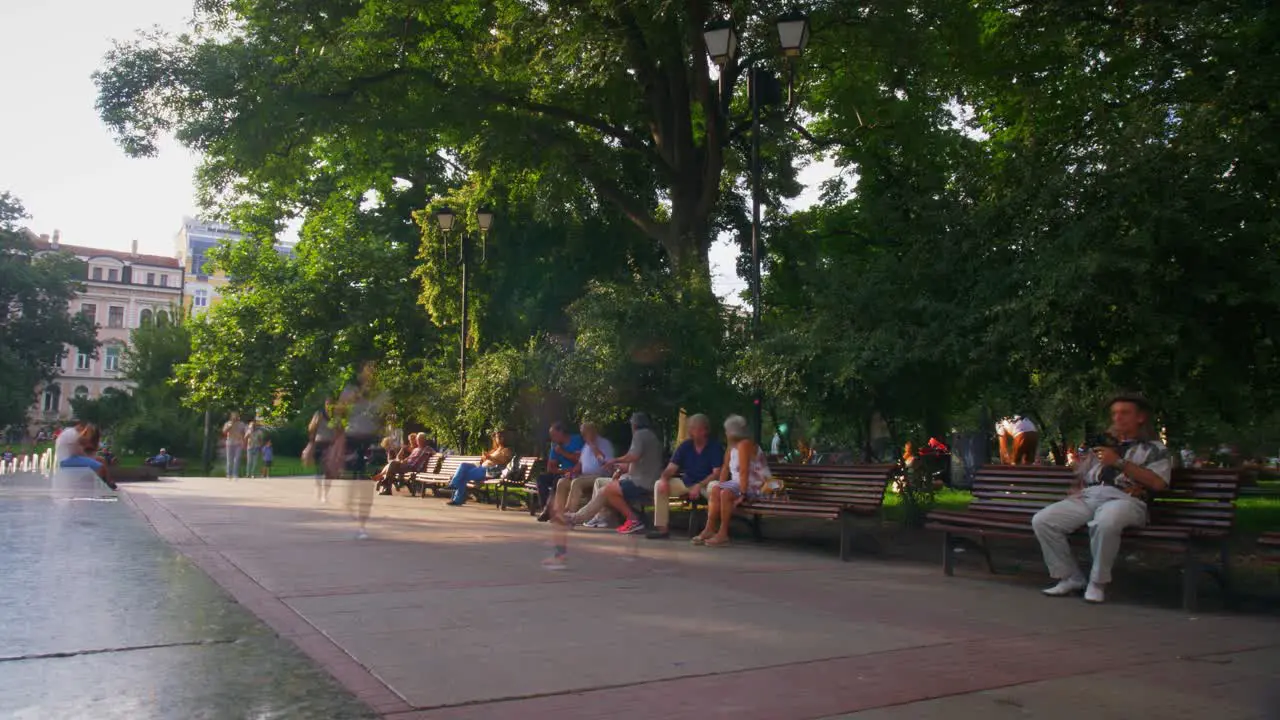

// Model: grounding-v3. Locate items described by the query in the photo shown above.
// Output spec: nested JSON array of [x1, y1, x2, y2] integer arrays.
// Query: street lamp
[[703, 11, 811, 445], [433, 206, 495, 450]]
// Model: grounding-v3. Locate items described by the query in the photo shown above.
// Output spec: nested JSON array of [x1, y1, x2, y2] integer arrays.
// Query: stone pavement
[[118, 475, 1280, 718], [0, 470, 374, 719]]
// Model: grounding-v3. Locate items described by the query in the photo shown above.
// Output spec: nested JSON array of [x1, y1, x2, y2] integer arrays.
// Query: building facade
[[174, 216, 292, 315], [27, 232, 183, 433]]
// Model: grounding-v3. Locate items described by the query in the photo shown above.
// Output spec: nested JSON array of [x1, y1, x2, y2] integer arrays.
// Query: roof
[[32, 240, 181, 269]]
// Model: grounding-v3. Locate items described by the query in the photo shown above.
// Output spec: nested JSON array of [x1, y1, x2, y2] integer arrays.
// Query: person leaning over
[[1032, 393, 1171, 604], [535, 421, 584, 522], [647, 413, 723, 540]]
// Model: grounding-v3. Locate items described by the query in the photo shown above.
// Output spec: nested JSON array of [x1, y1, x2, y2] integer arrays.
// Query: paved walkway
[[120, 475, 1279, 718], [0, 470, 373, 719]]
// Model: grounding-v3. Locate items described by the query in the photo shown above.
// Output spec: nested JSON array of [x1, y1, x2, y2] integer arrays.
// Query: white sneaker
[[354, 529, 370, 540], [1042, 576, 1087, 597], [541, 555, 567, 571], [1084, 582, 1106, 603]]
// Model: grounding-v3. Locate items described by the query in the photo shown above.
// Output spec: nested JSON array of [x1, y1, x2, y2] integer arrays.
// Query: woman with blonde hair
[[693, 414, 770, 547]]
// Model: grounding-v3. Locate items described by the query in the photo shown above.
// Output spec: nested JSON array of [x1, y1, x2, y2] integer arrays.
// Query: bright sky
[[1, 3, 199, 259], [0, 1, 833, 301]]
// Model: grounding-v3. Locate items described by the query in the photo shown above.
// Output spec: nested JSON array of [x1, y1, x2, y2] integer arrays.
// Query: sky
[[0, 2, 835, 302]]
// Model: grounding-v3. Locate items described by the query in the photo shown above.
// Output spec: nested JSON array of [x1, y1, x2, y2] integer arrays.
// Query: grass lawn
[[113, 453, 314, 478]]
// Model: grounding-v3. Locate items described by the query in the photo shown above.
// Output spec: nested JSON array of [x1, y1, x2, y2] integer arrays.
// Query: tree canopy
[[95, 1, 1280, 456], [0, 193, 97, 430]]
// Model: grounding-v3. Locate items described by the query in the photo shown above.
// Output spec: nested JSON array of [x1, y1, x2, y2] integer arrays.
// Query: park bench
[[491, 456, 541, 510], [925, 465, 1242, 611], [409, 455, 482, 495], [1260, 532, 1280, 565], [701, 463, 895, 560]]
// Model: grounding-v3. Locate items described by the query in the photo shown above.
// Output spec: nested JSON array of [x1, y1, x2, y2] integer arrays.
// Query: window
[[105, 346, 121, 372], [192, 252, 207, 275], [140, 309, 153, 326], [79, 303, 97, 324], [41, 384, 61, 413], [73, 386, 89, 402], [108, 306, 125, 328], [76, 352, 91, 371], [147, 272, 156, 285], [193, 289, 209, 308], [156, 310, 170, 326], [108, 269, 119, 282], [92, 267, 103, 280], [159, 275, 169, 287]]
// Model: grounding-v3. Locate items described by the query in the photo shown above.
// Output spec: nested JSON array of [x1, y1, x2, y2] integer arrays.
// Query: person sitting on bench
[[558, 412, 663, 535], [145, 448, 173, 469], [648, 413, 723, 539], [553, 421, 615, 516], [446, 431, 513, 506], [535, 421, 584, 521], [693, 415, 769, 547], [1032, 393, 1172, 604]]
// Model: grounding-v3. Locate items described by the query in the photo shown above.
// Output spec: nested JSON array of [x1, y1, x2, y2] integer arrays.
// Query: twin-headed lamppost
[[703, 11, 811, 445], [433, 206, 494, 450]]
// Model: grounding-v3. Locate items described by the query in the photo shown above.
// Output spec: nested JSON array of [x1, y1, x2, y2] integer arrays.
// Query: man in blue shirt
[[536, 421, 584, 521], [648, 413, 724, 539]]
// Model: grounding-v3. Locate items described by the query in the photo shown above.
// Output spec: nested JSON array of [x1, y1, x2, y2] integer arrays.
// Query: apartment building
[[28, 231, 183, 431]]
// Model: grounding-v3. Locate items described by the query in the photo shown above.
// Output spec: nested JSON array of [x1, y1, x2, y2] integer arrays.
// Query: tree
[[71, 314, 206, 455], [94, 0, 816, 279], [0, 193, 97, 430]]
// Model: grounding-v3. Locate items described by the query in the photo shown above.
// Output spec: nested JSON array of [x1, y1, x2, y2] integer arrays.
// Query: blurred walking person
[[222, 412, 247, 480]]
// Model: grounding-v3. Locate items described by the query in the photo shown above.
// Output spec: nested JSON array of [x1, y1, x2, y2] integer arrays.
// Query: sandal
[[690, 535, 707, 546], [704, 536, 731, 548]]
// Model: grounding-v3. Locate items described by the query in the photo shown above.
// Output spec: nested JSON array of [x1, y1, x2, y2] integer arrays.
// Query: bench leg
[[943, 532, 955, 576], [979, 538, 996, 574], [751, 514, 764, 542], [1182, 546, 1200, 613], [839, 510, 854, 562]]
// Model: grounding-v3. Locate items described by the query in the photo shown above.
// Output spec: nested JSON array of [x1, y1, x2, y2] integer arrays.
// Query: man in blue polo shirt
[[647, 413, 724, 539], [536, 421, 584, 521]]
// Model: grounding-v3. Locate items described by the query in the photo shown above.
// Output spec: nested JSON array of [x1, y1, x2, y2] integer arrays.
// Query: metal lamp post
[[703, 11, 811, 445], [433, 206, 494, 451]]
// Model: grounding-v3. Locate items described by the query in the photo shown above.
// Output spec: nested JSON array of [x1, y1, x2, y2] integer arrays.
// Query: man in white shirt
[[996, 415, 1039, 465], [552, 421, 615, 515], [1032, 394, 1172, 604]]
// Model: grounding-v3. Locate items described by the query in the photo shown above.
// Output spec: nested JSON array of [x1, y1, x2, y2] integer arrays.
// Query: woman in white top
[[996, 415, 1039, 465], [694, 415, 770, 548]]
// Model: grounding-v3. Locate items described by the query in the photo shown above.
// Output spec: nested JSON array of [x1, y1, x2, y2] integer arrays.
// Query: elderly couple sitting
[[373, 432, 436, 495], [548, 413, 769, 545]]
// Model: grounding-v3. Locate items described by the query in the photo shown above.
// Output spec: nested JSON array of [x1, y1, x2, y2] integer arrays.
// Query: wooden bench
[[714, 463, 895, 560], [926, 465, 1242, 611], [1259, 532, 1280, 565], [407, 455, 481, 496], [491, 457, 541, 510]]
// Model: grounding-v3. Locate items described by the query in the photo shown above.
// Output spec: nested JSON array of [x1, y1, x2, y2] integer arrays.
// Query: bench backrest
[[432, 455, 483, 477], [969, 465, 1242, 531], [500, 456, 541, 484], [770, 463, 895, 510]]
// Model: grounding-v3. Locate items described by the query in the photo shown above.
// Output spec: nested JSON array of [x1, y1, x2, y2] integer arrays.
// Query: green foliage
[[72, 317, 205, 455], [548, 274, 745, 440], [0, 192, 97, 429]]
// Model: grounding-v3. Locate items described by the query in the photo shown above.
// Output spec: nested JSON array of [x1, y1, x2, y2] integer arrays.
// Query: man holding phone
[[1031, 393, 1172, 604]]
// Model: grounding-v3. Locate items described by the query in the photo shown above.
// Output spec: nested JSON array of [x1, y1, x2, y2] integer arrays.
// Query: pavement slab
[[0, 470, 375, 719], [115, 474, 1280, 718]]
